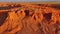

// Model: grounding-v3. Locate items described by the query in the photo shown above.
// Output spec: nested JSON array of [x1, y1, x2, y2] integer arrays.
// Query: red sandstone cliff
[[0, 3, 60, 34]]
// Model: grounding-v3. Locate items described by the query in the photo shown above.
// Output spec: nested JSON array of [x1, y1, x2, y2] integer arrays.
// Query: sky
[[0, 0, 60, 2]]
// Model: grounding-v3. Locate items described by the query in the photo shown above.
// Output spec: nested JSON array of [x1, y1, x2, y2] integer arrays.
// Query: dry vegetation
[[0, 3, 60, 34]]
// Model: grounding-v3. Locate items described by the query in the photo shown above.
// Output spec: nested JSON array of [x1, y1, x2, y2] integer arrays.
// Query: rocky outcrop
[[0, 3, 60, 34]]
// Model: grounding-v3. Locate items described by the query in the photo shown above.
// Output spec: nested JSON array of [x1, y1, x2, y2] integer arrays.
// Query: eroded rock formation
[[0, 3, 60, 34]]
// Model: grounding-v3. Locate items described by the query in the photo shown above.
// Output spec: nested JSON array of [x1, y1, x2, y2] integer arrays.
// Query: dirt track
[[0, 3, 60, 34]]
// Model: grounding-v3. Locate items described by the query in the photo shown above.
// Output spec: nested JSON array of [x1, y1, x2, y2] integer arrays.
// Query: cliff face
[[0, 3, 60, 34]]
